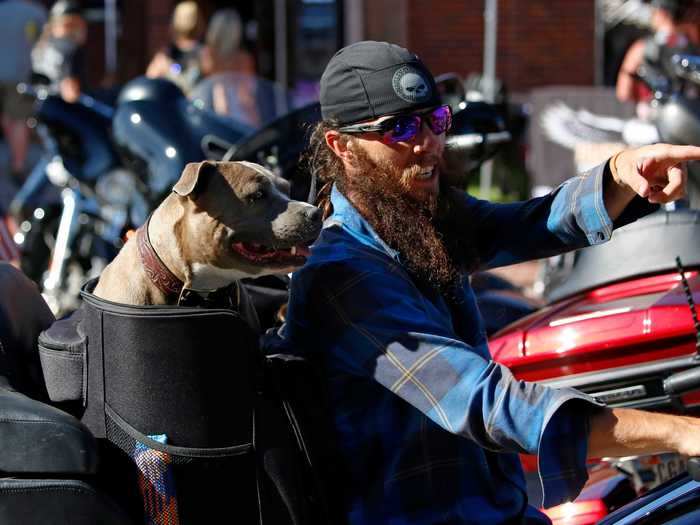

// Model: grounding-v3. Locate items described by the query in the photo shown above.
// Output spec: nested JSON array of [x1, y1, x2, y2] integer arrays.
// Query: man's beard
[[338, 146, 479, 294]]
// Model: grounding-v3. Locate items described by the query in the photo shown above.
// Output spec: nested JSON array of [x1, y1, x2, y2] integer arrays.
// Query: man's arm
[[589, 407, 700, 459], [443, 144, 699, 270], [292, 255, 602, 507], [615, 39, 645, 103]]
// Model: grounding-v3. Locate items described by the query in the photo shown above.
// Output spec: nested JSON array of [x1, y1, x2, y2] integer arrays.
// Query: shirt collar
[[327, 184, 401, 261]]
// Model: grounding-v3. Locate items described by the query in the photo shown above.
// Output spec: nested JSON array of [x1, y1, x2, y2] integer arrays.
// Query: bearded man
[[265, 41, 700, 525]]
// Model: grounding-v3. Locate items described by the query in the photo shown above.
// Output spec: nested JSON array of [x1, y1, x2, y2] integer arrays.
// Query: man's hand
[[605, 143, 700, 219]]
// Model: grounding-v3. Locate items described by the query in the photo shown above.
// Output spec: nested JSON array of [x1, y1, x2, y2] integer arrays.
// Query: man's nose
[[412, 122, 444, 156]]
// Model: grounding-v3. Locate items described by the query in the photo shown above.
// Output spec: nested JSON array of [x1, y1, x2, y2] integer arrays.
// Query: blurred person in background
[[191, 8, 290, 129], [146, 1, 204, 95], [31, 0, 87, 104], [198, 8, 255, 79], [616, 0, 697, 115], [0, 0, 46, 185]]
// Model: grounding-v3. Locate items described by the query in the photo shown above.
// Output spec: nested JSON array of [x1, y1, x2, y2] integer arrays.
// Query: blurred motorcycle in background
[[541, 51, 700, 208], [10, 77, 251, 316]]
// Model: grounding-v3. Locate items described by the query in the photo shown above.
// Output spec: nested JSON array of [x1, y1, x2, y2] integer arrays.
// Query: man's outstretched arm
[[589, 407, 700, 459]]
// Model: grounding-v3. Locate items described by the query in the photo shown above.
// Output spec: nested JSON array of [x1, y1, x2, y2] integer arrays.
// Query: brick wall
[[402, 0, 596, 94], [115, 0, 598, 93]]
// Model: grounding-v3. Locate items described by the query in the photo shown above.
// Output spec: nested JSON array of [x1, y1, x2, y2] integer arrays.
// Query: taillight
[[542, 499, 608, 525]]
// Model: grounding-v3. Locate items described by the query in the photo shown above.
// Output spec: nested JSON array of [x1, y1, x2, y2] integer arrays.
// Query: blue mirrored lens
[[389, 116, 421, 142], [428, 106, 452, 135]]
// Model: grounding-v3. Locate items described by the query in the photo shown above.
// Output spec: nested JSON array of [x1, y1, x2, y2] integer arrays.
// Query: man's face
[[345, 113, 446, 205], [324, 115, 477, 292]]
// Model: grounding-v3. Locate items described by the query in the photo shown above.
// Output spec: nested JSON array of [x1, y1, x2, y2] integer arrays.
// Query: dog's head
[[172, 161, 322, 281]]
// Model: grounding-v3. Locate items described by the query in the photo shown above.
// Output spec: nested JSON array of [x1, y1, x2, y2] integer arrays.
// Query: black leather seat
[[0, 378, 132, 524], [0, 479, 131, 525], [0, 377, 96, 474]]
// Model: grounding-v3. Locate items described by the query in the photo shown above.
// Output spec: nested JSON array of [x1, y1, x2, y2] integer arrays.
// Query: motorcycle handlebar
[[16, 82, 114, 119], [663, 364, 700, 396], [446, 131, 511, 149], [689, 457, 700, 482]]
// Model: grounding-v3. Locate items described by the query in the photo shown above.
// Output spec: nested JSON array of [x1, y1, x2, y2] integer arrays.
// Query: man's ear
[[325, 130, 353, 163], [172, 161, 217, 197]]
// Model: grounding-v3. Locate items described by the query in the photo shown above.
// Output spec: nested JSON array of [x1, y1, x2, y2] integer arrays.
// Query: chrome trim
[[608, 479, 700, 525], [549, 307, 632, 327], [43, 188, 78, 292], [592, 385, 647, 404], [540, 355, 700, 390]]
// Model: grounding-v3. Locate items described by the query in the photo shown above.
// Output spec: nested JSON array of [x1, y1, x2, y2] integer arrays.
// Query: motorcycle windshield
[[189, 73, 297, 131]]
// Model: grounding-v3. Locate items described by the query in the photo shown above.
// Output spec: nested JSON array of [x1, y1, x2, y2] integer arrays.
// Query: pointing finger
[[652, 144, 700, 164]]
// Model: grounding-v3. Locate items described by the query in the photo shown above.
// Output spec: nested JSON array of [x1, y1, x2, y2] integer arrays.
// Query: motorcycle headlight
[[95, 169, 137, 207]]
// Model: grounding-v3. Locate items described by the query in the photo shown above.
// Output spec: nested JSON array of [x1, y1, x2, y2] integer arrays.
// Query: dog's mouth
[[231, 242, 311, 265]]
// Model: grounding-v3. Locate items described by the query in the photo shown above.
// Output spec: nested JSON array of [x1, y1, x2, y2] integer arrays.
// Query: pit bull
[[93, 160, 322, 332]]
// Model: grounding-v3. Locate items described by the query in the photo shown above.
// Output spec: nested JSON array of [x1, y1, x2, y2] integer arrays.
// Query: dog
[[93, 160, 322, 332]]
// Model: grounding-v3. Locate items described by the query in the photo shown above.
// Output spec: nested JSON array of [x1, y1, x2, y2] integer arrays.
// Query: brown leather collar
[[136, 216, 184, 299]]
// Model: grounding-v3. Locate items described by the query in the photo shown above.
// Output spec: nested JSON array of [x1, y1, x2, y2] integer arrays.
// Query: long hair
[[303, 119, 349, 220]]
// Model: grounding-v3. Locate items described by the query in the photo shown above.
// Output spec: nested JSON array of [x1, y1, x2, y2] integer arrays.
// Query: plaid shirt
[[269, 163, 656, 525]]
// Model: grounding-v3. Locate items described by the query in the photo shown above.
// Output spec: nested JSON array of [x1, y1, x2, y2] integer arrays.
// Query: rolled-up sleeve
[[308, 258, 604, 505]]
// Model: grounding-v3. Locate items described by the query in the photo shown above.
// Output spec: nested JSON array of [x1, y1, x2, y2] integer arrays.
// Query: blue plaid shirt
[[267, 163, 656, 524]]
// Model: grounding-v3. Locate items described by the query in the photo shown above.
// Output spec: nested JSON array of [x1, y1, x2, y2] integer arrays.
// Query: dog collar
[[136, 216, 184, 299], [136, 217, 243, 311]]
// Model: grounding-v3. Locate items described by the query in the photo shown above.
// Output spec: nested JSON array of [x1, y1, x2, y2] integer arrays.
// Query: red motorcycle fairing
[[490, 271, 700, 397]]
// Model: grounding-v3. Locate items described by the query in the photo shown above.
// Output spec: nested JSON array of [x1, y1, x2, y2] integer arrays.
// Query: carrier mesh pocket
[[104, 406, 258, 525], [106, 415, 181, 525]]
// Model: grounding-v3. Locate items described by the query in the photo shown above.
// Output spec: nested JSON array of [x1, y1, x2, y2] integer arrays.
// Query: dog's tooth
[[290, 246, 297, 256]]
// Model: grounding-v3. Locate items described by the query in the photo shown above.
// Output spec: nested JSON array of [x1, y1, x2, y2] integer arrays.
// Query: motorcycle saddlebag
[[36, 278, 324, 524]]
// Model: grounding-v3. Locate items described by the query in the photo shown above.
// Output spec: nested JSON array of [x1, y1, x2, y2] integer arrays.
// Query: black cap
[[320, 41, 440, 125]]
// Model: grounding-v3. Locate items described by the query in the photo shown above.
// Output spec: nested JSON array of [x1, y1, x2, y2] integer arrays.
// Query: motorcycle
[[487, 205, 700, 524], [10, 77, 250, 316]]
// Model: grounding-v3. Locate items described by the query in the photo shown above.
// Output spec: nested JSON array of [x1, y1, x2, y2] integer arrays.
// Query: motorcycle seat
[[0, 377, 97, 475], [548, 208, 700, 302], [0, 478, 132, 525]]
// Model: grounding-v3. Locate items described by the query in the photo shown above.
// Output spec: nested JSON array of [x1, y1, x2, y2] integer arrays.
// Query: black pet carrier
[[35, 279, 339, 525]]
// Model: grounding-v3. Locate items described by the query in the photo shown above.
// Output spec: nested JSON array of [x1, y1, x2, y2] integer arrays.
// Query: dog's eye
[[248, 190, 266, 203]]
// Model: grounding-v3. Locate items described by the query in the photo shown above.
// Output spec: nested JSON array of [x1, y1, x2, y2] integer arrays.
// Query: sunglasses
[[337, 105, 452, 144]]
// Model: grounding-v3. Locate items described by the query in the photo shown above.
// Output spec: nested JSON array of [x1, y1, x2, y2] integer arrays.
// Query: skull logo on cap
[[392, 66, 432, 103]]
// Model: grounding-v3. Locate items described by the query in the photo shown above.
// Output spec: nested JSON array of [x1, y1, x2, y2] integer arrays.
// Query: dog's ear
[[172, 162, 217, 197]]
